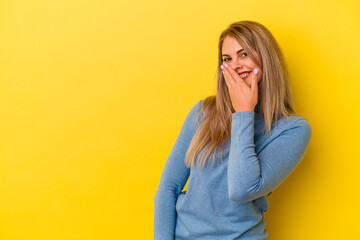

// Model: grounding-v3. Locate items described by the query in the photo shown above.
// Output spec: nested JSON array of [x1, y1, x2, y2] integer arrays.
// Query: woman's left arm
[[227, 111, 312, 203]]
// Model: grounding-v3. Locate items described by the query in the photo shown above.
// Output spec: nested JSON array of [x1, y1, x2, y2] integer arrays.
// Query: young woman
[[154, 20, 312, 239]]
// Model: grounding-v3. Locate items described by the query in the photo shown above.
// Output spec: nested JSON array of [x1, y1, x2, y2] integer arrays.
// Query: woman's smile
[[238, 71, 251, 80]]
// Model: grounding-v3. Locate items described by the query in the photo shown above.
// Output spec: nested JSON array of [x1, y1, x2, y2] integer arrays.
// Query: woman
[[154, 20, 311, 239]]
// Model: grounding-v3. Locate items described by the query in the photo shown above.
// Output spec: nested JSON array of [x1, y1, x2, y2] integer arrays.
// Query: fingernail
[[222, 71, 224, 74], [254, 68, 259, 75], [220, 65, 224, 69], [225, 64, 228, 68]]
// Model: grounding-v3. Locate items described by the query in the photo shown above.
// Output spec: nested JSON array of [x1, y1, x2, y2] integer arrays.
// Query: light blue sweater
[[154, 99, 311, 239]]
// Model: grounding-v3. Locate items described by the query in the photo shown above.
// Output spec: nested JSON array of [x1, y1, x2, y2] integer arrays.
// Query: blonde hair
[[185, 20, 296, 168]]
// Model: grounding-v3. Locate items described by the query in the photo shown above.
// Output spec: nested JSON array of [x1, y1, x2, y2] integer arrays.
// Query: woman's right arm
[[154, 100, 203, 240]]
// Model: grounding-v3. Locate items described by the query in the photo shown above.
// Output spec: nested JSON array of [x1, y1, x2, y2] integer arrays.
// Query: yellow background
[[0, 0, 359, 239]]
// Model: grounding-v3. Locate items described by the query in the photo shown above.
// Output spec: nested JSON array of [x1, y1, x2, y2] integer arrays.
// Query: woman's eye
[[241, 52, 248, 57], [223, 58, 230, 62]]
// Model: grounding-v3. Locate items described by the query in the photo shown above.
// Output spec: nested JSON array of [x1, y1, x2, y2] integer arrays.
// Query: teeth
[[239, 72, 249, 78]]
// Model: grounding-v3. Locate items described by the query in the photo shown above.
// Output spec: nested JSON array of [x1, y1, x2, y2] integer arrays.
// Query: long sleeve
[[227, 111, 312, 203], [154, 100, 203, 240]]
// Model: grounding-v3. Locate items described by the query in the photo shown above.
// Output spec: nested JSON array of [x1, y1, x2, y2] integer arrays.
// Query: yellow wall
[[0, 0, 359, 239]]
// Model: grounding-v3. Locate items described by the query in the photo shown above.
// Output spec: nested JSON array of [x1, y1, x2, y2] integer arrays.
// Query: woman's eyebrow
[[222, 49, 244, 57]]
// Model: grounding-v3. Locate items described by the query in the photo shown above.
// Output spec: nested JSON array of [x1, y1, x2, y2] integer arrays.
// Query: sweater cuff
[[232, 111, 255, 120], [231, 111, 255, 142]]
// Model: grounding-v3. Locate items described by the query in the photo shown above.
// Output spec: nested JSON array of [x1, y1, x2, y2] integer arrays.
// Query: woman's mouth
[[238, 71, 251, 80]]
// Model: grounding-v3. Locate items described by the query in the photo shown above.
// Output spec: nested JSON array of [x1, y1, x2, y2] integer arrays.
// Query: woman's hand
[[221, 64, 260, 112]]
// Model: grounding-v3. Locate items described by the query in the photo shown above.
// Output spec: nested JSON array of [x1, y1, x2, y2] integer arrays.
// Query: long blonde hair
[[185, 20, 296, 168]]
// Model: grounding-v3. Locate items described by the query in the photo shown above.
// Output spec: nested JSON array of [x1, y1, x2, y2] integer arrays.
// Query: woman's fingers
[[224, 64, 247, 87], [221, 64, 235, 87], [222, 64, 248, 89], [250, 68, 259, 93]]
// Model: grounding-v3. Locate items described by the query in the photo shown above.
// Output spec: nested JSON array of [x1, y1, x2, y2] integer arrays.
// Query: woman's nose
[[231, 59, 243, 69]]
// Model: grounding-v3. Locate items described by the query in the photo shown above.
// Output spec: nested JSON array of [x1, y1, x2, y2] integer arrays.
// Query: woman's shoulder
[[284, 114, 310, 126], [273, 114, 312, 137], [190, 98, 206, 118], [188, 99, 204, 116], [183, 99, 205, 129], [195, 98, 204, 108]]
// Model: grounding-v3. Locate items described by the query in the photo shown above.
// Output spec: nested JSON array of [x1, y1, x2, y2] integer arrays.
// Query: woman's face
[[221, 36, 262, 88]]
